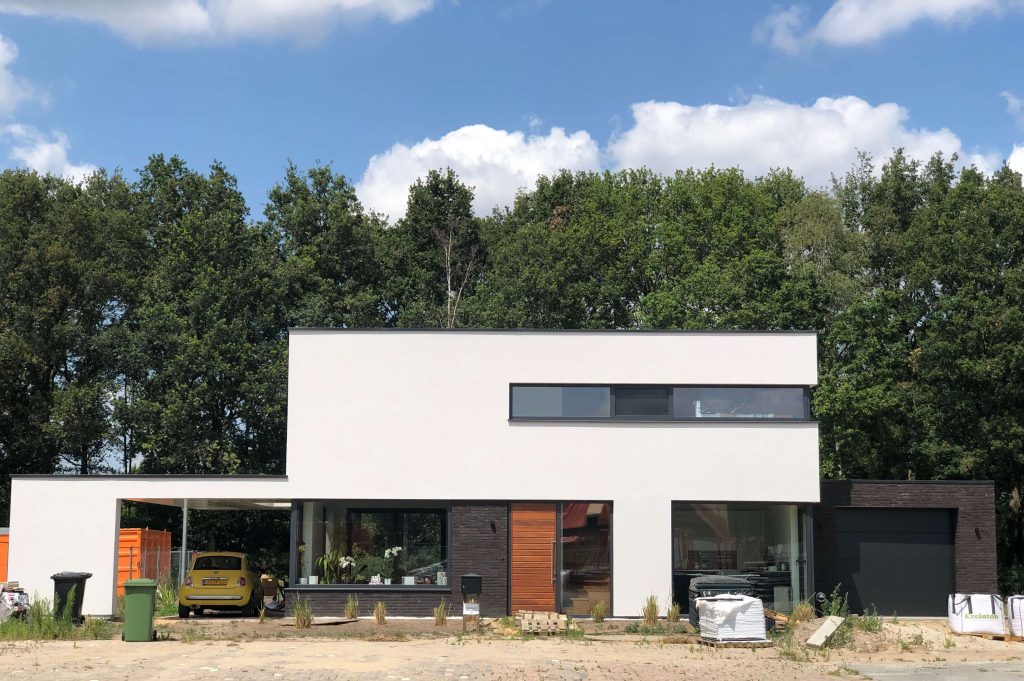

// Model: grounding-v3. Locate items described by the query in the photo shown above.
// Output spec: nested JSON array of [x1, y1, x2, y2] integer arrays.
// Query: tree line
[[1, 152, 1022, 588]]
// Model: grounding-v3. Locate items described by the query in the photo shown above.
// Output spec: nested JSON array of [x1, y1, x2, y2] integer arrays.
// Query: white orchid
[[338, 556, 355, 569]]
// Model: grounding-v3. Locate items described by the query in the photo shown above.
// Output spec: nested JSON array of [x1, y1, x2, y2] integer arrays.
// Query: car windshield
[[193, 555, 242, 571]]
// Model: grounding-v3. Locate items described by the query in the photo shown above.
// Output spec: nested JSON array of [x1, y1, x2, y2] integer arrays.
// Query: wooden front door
[[510, 503, 557, 613]]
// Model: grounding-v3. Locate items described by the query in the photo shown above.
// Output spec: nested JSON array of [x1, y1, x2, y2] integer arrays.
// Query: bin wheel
[[121, 632, 125, 641], [152, 629, 157, 641], [178, 604, 190, 619]]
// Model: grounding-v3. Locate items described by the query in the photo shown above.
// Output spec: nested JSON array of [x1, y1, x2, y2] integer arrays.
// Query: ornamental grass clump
[[373, 601, 387, 625], [590, 600, 606, 624], [642, 595, 659, 628], [345, 594, 359, 620], [433, 600, 448, 626], [665, 600, 681, 623], [293, 596, 313, 630]]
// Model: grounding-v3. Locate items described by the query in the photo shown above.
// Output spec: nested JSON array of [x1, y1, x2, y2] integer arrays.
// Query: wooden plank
[[510, 504, 557, 614], [699, 639, 773, 649]]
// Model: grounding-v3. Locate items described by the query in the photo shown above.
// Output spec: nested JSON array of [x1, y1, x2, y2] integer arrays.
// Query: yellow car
[[178, 552, 262, 618]]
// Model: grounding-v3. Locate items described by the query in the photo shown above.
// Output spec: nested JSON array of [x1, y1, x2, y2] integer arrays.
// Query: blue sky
[[0, 0, 1022, 219]]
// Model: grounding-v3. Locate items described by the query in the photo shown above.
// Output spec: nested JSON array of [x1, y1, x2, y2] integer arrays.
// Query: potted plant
[[383, 546, 403, 585]]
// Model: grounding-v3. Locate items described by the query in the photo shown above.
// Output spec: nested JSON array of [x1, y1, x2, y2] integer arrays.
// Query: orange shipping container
[[117, 528, 172, 595], [0, 532, 8, 583]]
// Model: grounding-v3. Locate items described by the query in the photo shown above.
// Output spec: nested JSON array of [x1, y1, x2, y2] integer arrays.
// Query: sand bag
[[1007, 595, 1024, 637], [947, 594, 1006, 636]]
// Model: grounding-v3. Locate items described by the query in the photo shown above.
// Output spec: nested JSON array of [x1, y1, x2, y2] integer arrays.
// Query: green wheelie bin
[[122, 579, 157, 642]]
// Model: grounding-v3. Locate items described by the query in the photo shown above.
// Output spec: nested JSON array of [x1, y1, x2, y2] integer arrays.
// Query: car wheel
[[178, 604, 190, 619]]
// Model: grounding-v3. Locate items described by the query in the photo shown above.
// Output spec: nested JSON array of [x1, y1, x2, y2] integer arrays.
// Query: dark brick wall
[[285, 503, 509, 618], [450, 503, 509, 618], [284, 586, 450, 617], [815, 480, 997, 601]]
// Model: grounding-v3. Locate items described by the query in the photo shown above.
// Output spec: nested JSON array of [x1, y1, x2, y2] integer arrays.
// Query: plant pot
[[383, 578, 392, 585], [308, 576, 319, 585], [299, 577, 308, 585], [403, 576, 415, 585]]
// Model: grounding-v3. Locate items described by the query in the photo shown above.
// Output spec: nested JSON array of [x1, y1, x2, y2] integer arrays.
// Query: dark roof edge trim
[[289, 327, 818, 336], [822, 479, 994, 485]]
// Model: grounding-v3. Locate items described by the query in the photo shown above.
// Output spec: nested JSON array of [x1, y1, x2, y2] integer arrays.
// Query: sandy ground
[[0, 616, 1021, 681]]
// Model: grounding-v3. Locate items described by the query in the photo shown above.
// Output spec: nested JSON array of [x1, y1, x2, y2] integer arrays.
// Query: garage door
[[835, 508, 955, 616]]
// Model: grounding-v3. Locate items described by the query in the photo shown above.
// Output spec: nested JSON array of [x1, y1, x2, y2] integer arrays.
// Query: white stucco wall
[[8, 330, 819, 617], [284, 330, 819, 615]]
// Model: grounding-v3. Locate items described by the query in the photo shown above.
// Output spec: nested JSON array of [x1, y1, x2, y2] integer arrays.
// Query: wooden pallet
[[699, 638, 773, 649], [519, 611, 567, 635], [953, 631, 1024, 643]]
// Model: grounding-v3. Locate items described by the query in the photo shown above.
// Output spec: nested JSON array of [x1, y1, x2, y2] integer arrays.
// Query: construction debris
[[806, 615, 845, 649]]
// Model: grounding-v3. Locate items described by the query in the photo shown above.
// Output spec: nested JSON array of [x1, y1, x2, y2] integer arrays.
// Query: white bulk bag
[[697, 594, 767, 642], [947, 594, 1006, 636], [1007, 595, 1024, 637]]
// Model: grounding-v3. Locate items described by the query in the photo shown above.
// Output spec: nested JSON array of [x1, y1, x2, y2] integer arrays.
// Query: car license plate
[[202, 578, 227, 586]]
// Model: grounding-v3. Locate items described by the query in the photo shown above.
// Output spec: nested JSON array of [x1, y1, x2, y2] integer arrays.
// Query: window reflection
[[673, 387, 806, 419], [671, 502, 805, 613], [560, 502, 611, 615]]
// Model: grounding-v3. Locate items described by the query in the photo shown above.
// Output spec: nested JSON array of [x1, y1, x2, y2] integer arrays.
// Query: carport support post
[[179, 498, 189, 584]]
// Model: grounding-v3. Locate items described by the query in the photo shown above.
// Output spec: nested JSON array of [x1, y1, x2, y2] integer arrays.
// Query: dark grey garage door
[[835, 508, 955, 617]]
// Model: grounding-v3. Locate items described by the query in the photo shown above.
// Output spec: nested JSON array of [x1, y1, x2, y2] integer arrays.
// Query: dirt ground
[[0, 615, 1021, 681]]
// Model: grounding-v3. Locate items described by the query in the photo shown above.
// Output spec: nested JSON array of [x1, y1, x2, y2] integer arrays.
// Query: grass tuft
[[590, 600, 606, 624], [641, 595, 659, 628], [433, 600, 448, 626], [293, 595, 313, 630], [373, 601, 387, 625], [345, 594, 359, 620]]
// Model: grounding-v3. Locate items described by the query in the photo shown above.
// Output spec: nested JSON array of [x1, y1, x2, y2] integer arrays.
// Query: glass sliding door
[[560, 502, 612, 616], [671, 502, 806, 613]]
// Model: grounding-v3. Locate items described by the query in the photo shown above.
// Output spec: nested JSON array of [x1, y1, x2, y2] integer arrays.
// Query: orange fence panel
[[0, 533, 8, 583], [117, 528, 172, 595]]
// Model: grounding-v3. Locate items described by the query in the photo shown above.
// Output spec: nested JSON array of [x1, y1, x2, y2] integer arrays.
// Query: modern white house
[[8, 329, 822, 617]]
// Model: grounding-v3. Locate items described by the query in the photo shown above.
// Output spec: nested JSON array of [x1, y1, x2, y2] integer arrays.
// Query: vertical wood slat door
[[510, 503, 557, 613]]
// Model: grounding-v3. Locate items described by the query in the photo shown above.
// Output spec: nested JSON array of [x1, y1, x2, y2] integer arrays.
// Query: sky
[[0, 0, 1022, 221]]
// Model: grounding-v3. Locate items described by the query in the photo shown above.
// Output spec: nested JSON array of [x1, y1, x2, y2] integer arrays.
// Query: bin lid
[[689, 575, 751, 589], [50, 572, 93, 580], [124, 579, 157, 587]]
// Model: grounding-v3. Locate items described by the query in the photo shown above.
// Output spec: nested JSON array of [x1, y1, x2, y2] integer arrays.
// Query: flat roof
[[290, 327, 817, 335]]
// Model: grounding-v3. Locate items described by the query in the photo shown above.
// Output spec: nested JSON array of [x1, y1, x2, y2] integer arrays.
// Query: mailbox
[[461, 574, 482, 601]]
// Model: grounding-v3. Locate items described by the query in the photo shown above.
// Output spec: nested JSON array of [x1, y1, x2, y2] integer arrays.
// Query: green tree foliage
[[383, 168, 484, 327], [2, 152, 1024, 588]]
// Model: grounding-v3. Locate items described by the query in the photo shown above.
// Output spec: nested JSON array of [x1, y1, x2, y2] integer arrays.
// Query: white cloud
[[2, 124, 96, 181], [1003, 91, 1024, 128], [1009, 144, 1024, 174], [0, 33, 36, 115], [356, 124, 601, 220], [607, 96, 965, 188], [0, 0, 435, 44], [757, 0, 1012, 53]]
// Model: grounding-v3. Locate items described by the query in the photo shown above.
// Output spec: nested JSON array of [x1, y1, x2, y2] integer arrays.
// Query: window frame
[[509, 383, 813, 423], [289, 500, 453, 591]]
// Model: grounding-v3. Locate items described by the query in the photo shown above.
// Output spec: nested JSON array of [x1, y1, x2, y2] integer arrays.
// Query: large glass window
[[510, 386, 611, 418], [560, 502, 612, 616], [298, 502, 448, 586], [673, 387, 807, 419], [671, 502, 806, 613], [511, 385, 810, 421]]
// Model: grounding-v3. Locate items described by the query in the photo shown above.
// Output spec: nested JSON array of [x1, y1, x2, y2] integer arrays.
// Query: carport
[[7, 475, 292, 616]]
